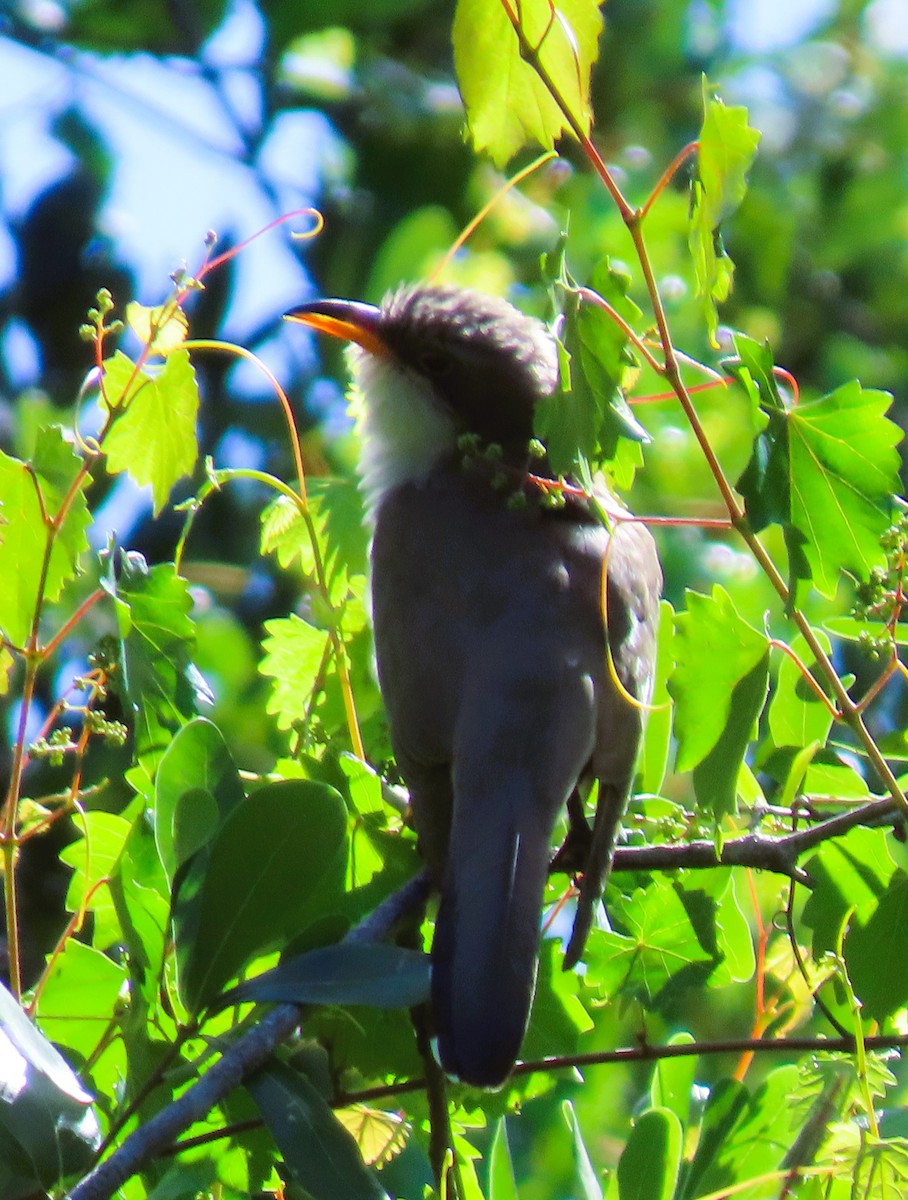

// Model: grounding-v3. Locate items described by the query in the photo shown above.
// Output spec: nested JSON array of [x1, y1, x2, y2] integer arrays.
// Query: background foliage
[[2, 1, 908, 1198]]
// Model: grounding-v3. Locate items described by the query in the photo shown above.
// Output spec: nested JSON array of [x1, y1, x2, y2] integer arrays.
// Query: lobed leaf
[[453, 0, 603, 167], [101, 348, 200, 514]]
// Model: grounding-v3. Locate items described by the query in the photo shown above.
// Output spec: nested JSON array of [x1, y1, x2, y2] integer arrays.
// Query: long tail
[[430, 795, 555, 1088]]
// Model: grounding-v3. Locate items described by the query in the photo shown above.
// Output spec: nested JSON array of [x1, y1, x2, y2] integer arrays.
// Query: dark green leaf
[[246, 1061, 388, 1200], [155, 717, 245, 882], [618, 1107, 682, 1200], [107, 554, 198, 776], [215, 943, 429, 1011], [176, 779, 348, 1013]]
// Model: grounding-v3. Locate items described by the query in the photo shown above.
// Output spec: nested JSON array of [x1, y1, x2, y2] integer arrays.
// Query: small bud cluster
[[80, 288, 124, 344], [852, 510, 908, 659]]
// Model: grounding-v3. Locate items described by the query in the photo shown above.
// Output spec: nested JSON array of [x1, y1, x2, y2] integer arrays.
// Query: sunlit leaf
[[125, 301, 188, 355], [584, 880, 713, 1002], [0, 428, 91, 646], [259, 613, 331, 730], [101, 348, 200, 515], [668, 585, 769, 784], [735, 345, 902, 600], [688, 81, 760, 345], [454, 0, 603, 167]]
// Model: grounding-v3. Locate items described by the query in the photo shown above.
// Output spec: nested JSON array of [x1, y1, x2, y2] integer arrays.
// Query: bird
[[286, 283, 661, 1088]]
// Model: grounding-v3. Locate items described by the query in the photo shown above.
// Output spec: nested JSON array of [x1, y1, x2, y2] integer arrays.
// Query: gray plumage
[[289, 284, 662, 1088]]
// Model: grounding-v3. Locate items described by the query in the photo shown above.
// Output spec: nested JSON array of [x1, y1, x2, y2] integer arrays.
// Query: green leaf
[[35, 940, 127, 1060], [125, 301, 188, 355], [737, 375, 902, 600], [260, 477, 368, 601], [618, 1108, 682, 1200], [176, 779, 348, 1013], [246, 1061, 388, 1200], [824, 616, 908, 646], [585, 880, 713, 1003], [60, 812, 131, 950], [684, 1068, 798, 1198], [0, 428, 91, 646], [536, 264, 646, 481], [679, 1079, 748, 1200], [802, 826, 896, 957], [562, 1101, 603, 1200], [453, 0, 603, 167], [522, 940, 593, 1061], [650, 1033, 696, 1127], [101, 348, 200, 515], [155, 717, 245, 882], [215, 943, 430, 1011], [488, 1119, 519, 1200], [768, 632, 835, 750], [109, 819, 171, 1008], [844, 870, 908, 1021], [107, 555, 198, 774], [692, 651, 769, 819], [688, 81, 760, 346], [0, 982, 100, 1190], [259, 613, 331, 730], [669, 586, 769, 771]]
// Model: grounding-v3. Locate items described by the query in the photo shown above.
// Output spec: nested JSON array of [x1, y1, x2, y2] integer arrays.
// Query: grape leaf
[[736, 363, 902, 599], [453, 0, 603, 167], [689, 80, 760, 346], [668, 586, 768, 772], [259, 614, 331, 730], [101, 348, 199, 514]]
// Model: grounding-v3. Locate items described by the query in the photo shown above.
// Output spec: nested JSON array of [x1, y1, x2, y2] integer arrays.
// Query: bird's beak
[[284, 298, 388, 358]]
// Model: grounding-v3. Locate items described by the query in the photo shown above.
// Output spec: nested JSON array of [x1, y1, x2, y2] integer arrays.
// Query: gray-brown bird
[[287, 284, 661, 1088]]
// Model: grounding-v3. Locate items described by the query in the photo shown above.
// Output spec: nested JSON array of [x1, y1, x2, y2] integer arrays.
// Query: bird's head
[[286, 284, 558, 514]]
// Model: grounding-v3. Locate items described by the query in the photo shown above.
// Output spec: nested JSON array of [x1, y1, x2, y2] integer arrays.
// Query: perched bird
[[287, 284, 661, 1088]]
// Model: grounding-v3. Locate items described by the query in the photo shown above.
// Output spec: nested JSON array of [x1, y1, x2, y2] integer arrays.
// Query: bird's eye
[[418, 349, 452, 376]]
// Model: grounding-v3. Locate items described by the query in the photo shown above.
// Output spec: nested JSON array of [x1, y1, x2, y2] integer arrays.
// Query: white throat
[[350, 349, 457, 521]]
